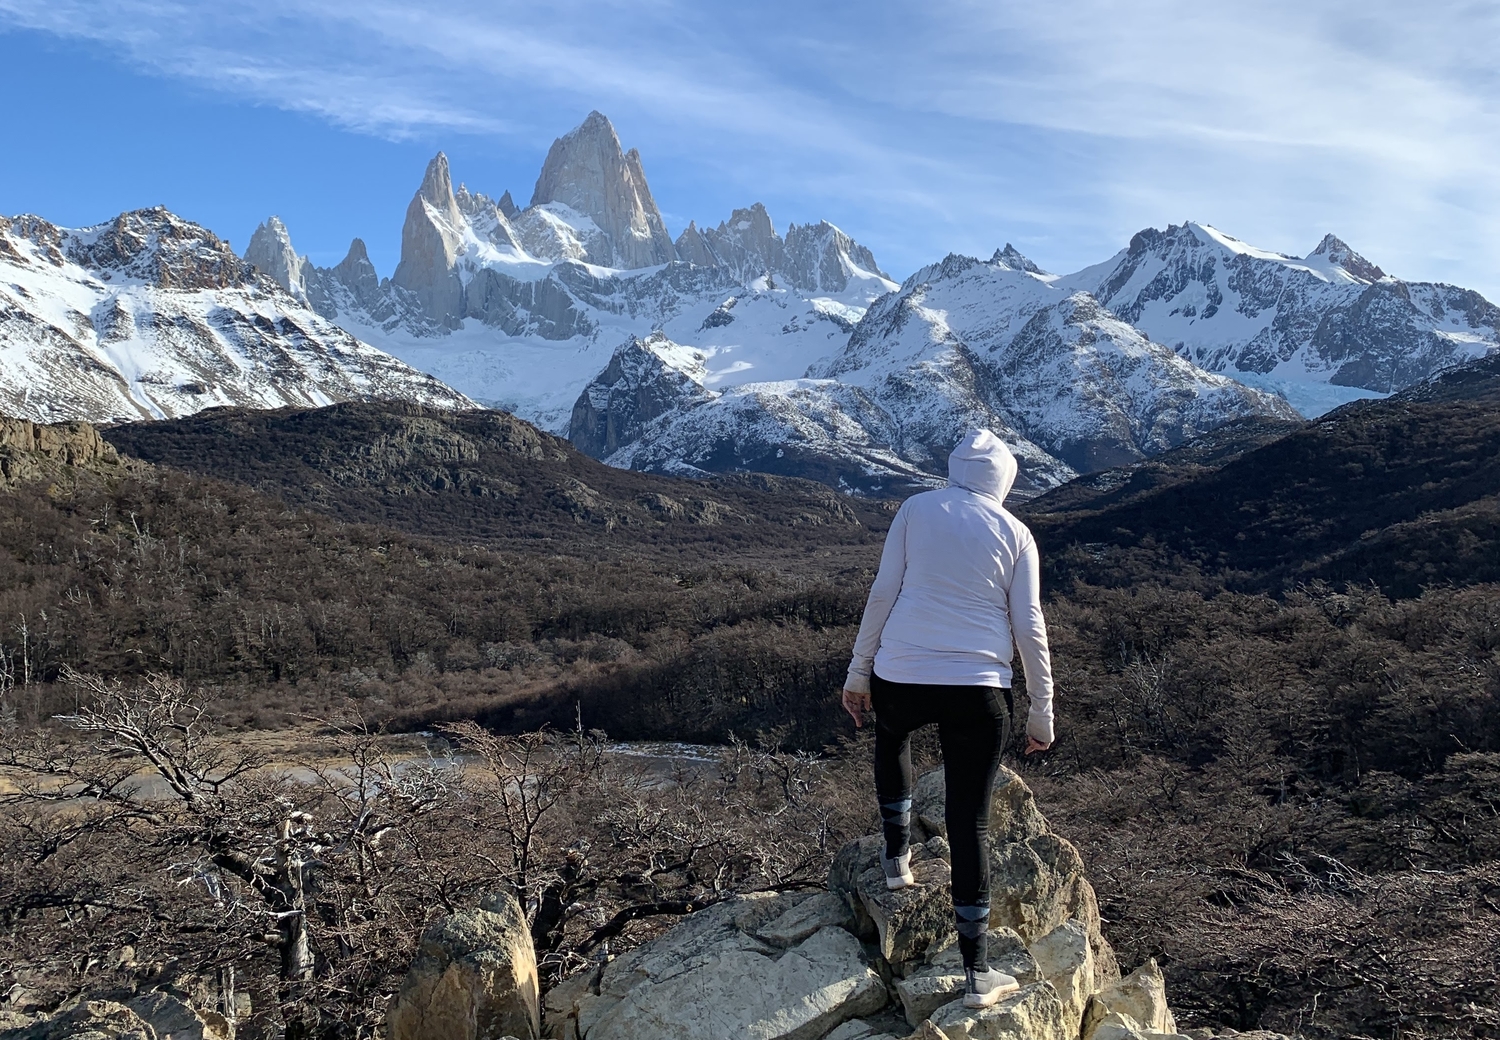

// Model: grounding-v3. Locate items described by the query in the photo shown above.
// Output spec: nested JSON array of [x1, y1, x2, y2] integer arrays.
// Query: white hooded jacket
[[844, 429, 1056, 743]]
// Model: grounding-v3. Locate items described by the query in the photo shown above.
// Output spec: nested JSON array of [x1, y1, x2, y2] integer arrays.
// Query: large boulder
[[124, 994, 229, 1040], [909, 767, 1120, 989], [1029, 921, 1096, 1039], [544, 892, 883, 1040], [542, 767, 1197, 1040], [388, 891, 540, 1040]]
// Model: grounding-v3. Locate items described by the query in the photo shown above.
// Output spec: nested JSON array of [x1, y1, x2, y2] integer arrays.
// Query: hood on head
[[947, 428, 1018, 504]]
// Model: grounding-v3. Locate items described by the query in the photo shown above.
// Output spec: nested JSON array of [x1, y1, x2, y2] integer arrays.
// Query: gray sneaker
[[963, 966, 1020, 1008], [881, 848, 915, 890]]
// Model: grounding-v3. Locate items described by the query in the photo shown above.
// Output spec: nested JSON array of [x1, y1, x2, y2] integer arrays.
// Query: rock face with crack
[[542, 766, 1218, 1040]]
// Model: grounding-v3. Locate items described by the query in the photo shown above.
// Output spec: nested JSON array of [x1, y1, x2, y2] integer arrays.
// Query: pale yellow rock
[[387, 891, 540, 1040], [924, 980, 1070, 1040], [1028, 920, 1097, 1038], [1081, 959, 1177, 1040]]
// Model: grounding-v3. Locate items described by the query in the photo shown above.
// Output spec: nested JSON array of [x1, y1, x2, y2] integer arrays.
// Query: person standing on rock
[[840, 428, 1054, 1009]]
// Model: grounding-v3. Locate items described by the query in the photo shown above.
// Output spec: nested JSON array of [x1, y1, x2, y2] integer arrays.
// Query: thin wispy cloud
[[2, 0, 1497, 292]]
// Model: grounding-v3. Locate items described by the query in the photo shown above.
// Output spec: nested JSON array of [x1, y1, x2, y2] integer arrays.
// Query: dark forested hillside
[[100, 402, 893, 554], [1025, 357, 1500, 597]]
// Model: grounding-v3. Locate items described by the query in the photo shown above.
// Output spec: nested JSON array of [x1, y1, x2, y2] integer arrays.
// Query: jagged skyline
[[1, 2, 1498, 299]]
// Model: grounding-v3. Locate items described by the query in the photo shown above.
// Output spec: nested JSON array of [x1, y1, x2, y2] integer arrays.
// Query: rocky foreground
[[5, 767, 1294, 1040]]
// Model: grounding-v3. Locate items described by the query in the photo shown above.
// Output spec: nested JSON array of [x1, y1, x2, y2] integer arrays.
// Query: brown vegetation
[[2, 392, 1499, 1038]]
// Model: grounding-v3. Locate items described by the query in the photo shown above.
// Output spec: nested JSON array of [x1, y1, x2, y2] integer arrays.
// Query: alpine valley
[[4, 111, 1497, 496]]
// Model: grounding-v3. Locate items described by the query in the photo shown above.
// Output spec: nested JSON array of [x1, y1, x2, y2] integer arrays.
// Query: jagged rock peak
[[497, 190, 519, 219], [674, 220, 717, 267], [1309, 232, 1386, 282], [392, 154, 467, 326], [530, 111, 675, 269], [244, 215, 308, 298], [419, 152, 458, 211], [994, 243, 1046, 275]]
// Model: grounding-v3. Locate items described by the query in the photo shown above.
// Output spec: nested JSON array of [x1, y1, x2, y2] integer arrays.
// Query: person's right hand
[[1025, 736, 1052, 756], [841, 687, 871, 728]]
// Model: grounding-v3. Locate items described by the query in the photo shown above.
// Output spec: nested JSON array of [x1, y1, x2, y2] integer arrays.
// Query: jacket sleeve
[[844, 504, 909, 694], [1008, 529, 1055, 743]]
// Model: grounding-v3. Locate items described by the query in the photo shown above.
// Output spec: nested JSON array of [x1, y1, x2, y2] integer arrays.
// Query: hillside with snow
[[1060, 222, 1500, 414], [0, 209, 470, 423]]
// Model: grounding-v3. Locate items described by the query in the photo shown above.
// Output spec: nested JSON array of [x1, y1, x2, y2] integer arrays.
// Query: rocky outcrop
[[542, 766, 1208, 1040], [388, 891, 540, 1040], [0, 417, 120, 482], [0, 1000, 158, 1039], [0, 992, 233, 1040], [568, 333, 717, 458], [529, 112, 675, 269], [244, 216, 309, 302], [392, 153, 468, 327], [1080, 961, 1176, 1040], [680, 202, 891, 295]]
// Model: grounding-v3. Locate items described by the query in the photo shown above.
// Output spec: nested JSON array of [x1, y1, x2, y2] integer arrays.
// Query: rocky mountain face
[[0, 208, 471, 424], [1061, 222, 1500, 413], [253, 140, 895, 444], [528, 109, 676, 269], [221, 112, 1497, 498], [569, 250, 1297, 494]]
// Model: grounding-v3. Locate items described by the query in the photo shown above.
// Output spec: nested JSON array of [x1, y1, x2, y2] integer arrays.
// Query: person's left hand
[[841, 687, 871, 727]]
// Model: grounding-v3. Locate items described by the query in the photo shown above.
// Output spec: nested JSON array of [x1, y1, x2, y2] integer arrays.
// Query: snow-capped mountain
[[0, 208, 471, 424], [256, 111, 897, 436], [1061, 222, 1500, 415], [232, 110, 1498, 497], [571, 251, 1296, 494]]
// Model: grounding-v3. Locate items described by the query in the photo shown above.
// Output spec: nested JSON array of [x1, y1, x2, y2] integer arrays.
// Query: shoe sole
[[885, 874, 915, 890], [963, 980, 1020, 1008]]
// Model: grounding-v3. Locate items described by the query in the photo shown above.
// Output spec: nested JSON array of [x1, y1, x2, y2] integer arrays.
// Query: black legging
[[871, 672, 1012, 971]]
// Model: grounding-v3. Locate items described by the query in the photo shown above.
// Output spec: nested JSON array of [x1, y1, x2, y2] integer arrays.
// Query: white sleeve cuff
[[844, 669, 871, 695]]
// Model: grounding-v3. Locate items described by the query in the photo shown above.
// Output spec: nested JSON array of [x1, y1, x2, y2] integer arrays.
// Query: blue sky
[[3, 1, 1498, 297]]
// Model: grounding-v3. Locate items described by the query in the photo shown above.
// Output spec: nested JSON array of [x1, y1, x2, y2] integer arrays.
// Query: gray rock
[[391, 152, 467, 327], [388, 891, 541, 1040], [853, 855, 956, 975], [753, 891, 855, 948], [900, 927, 1037, 1028], [124, 994, 229, 1040], [529, 112, 675, 270], [907, 767, 1120, 989], [243, 216, 309, 302], [582, 925, 886, 1040], [2, 1000, 157, 1040]]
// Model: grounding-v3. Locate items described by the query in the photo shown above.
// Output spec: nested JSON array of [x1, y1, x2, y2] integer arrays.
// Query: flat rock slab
[[583, 926, 887, 1040]]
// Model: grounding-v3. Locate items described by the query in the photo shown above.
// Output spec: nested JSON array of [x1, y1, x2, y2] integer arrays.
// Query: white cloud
[[2, 0, 1498, 293]]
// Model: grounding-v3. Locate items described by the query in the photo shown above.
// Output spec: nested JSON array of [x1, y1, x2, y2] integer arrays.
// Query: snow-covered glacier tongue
[[1060, 222, 1500, 416], [0, 208, 471, 424]]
